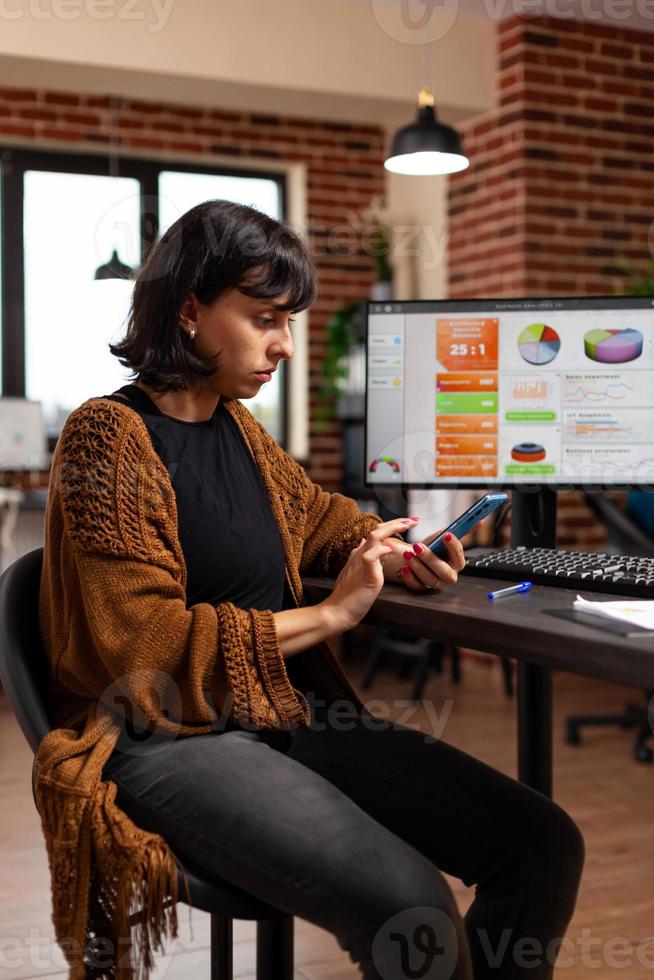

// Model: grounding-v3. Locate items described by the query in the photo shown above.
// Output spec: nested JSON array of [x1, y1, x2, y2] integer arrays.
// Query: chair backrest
[[0, 547, 51, 752], [583, 493, 654, 559]]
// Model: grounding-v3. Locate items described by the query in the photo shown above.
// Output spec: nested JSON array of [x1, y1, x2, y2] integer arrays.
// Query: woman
[[35, 200, 584, 980]]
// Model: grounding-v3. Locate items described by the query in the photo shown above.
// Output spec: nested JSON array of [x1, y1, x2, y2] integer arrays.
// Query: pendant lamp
[[94, 248, 133, 280], [92, 95, 135, 281], [384, 86, 469, 176]]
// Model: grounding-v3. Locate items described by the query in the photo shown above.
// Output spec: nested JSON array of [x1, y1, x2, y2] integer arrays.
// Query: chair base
[[361, 632, 461, 702], [361, 630, 514, 702], [565, 695, 653, 764], [210, 915, 232, 980], [256, 917, 294, 980], [209, 914, 293, 980]]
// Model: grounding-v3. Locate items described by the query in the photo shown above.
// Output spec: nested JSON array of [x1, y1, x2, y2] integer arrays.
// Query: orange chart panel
[[436, 372, 498, 393], [436, 415, 498, 435], [437, 436, 498, 456], [436, 318, 499, 371], [436, 457, 498, 478]]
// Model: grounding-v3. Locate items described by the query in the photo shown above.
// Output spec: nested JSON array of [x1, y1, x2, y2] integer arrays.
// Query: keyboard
[[463, 546, 654, 598]]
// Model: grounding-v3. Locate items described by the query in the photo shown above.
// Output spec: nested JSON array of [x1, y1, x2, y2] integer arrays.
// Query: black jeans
[[102, 703, 584, 980]]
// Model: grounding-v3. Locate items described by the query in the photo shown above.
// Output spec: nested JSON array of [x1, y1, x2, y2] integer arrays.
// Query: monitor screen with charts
[[365, 295, 654, 489]]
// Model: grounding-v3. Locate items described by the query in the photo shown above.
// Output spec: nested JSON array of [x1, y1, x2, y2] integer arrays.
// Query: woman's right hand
[[322, 517, 420, 633]]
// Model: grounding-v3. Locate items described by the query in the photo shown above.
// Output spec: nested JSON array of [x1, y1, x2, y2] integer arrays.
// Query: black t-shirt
[[104, 384, 291, 612]]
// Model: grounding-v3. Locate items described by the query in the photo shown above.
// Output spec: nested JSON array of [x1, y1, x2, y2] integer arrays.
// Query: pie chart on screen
[[584, 327, 643, 364], [517, 323, 561, 365]]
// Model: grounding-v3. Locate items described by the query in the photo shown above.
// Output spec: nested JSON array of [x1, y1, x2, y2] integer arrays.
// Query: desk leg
[[517, 662, 552, 798]]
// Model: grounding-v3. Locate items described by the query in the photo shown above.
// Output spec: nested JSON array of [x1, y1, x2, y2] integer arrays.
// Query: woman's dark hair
[[110, 199, 317, 391]]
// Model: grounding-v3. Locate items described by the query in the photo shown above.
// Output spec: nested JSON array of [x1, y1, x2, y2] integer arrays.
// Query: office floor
[[1, 650, 652, 979]]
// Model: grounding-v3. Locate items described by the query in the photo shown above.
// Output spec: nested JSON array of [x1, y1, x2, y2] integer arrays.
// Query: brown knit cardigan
[[34, 395, 386, 980]]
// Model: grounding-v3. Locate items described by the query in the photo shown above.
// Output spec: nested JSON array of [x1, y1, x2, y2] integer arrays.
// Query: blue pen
[[487, 581, 533, 600]]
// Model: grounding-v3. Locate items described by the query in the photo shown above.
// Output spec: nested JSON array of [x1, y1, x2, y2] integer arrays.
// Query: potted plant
[[615, 259, 654, 294], [368, 218, 394, 301], [313, 300, 367, 428]]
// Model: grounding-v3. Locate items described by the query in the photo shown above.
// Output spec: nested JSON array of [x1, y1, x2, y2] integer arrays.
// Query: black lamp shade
[[385, 104, 469, 176], [94, 248, 133, 281]]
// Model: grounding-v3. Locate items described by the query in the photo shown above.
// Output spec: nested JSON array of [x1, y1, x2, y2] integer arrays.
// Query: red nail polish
[[444, 533, 452, 542], [413, 543, 423, 554], [403, 550, 414, 560], [401, 565, 410, 574]]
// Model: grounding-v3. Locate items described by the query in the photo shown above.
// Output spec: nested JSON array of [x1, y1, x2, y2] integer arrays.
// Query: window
[[24, 171, 140, 435], [158, 171, 281, 236], [1, 150, 288, 445]]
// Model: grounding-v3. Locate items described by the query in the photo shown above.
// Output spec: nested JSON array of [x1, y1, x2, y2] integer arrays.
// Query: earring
[[189, 328, 197, 341]]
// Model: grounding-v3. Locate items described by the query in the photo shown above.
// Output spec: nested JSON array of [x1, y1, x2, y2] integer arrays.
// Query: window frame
[[0, 147, 290, 446]]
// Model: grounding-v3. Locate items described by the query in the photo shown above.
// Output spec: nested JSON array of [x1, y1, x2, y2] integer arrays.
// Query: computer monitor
[[0, 398, 47, 470], [365, 295, 654, 492]]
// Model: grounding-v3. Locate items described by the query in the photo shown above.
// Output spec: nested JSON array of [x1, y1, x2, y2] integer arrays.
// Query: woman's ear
[[179, 291, 201, 327]]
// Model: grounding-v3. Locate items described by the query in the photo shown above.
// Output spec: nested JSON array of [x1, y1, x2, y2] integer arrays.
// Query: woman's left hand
[[383, 529, 466, 593]]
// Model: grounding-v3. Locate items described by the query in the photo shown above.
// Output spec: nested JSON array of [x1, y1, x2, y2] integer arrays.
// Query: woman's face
[[181, 284, 296, 399]]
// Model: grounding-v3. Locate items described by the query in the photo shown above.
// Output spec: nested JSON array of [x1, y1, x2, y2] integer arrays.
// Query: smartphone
[[427, 492, 508, 559]]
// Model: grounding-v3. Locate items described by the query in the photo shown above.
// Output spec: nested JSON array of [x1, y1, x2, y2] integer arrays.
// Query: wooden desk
[[302, 568, 654, 798]]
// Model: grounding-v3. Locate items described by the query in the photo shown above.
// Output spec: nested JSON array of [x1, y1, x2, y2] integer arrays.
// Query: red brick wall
[[0, 87, 387, 489], [449, 15, 654, 300], [448, 16, 653, 548]]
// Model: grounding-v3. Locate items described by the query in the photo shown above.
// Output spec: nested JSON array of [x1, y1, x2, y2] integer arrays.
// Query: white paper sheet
[[573, 595, 654, 631]]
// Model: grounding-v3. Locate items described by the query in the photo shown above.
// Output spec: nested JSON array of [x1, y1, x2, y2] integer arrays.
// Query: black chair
[[360, 632, 461, 701], [584, 492, 654, 561], [0, 548, 294, 979], [564, 495, 654, 764], [360, 631, 514, 703]]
